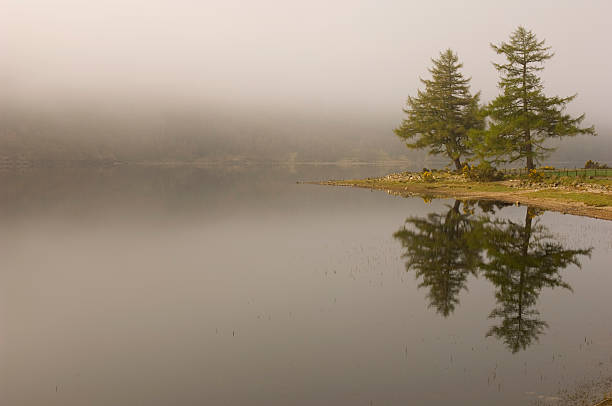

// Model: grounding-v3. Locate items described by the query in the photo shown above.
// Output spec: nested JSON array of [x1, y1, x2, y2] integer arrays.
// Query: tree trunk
[[523, 208, 533, 250], [452, 199, 461, 212], [444, 200, 461, 227], [518, 207, 534, 332], [453, 158, 462, 171], [525, 129, 534, 170], [525, 153, 534, 170], [522, 58, 534, 171]]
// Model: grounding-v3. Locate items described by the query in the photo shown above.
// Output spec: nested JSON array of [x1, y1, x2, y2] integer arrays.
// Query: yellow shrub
[[422, 171, 434, 182], [528, 169, 544, 182]]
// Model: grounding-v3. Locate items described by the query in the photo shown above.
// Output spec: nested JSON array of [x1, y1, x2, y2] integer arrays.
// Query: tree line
[[394, 26, 596, 171]]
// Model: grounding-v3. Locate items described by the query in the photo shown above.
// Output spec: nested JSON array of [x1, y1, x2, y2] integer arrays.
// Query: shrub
[[421, 170, 435, 182], [585, 160, 610, 169], [528, 169, 544, 182], [543, 174, 560, 185], [464, 162, 503, 182]]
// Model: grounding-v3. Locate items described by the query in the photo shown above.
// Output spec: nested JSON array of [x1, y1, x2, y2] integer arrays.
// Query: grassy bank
[[312, 169, 612, 221]]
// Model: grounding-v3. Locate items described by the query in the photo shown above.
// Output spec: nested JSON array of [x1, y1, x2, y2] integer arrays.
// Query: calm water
[[1, 165, 611, 406]]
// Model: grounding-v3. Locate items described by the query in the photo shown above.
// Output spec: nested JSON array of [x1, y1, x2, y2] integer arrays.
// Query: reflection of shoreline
[[394, 201, 592, 353]]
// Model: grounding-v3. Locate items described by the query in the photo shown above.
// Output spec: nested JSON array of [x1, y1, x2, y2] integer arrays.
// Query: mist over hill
[[1, 1, 611, 168], [1, 93, 609, 168], [0, 98, 408, 164]]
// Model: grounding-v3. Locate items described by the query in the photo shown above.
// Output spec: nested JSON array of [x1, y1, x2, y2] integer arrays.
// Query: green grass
[[349, 179, 411, 187], [325, 175, 612, 210], [462, 183, 515, 193], [583, 178, 612, 186], [541, 168, 612, 178], [526, 190, 612, 207], [346, 178, 514, 193], [443, 182, 514, 192], [538, 173, 612, 187]]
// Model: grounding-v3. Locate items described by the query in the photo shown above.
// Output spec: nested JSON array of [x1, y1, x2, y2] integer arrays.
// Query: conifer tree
[[478, 27, 595, 170], [395, 49, 483, 171]]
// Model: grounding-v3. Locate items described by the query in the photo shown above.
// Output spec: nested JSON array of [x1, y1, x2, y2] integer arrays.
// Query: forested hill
[[0, 101, 412, 164], [0, 100, 609, 167]]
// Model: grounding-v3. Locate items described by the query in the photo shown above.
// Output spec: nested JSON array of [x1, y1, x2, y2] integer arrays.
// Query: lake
[[1, 165, 611, 406]]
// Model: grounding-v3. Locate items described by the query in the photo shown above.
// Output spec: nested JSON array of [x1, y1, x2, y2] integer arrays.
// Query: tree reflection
[[394, 201, 592, 352], [393, 200, 482, 317], [481, 207, 592, 353]]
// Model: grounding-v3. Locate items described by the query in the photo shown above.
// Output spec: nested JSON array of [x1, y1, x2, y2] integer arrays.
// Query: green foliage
[[463, 162, 503, 181], [584, 160, 609, 169], [395, 49, 484, 170], [473, 27, 596, 170]]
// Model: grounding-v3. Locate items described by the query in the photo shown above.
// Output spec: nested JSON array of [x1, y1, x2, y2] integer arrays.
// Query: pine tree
[[394, 49, 483, 171], [479, 27, 595, 170]]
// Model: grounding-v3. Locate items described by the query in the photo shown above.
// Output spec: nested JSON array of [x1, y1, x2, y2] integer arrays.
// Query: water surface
[[1, 165, 611, 405]]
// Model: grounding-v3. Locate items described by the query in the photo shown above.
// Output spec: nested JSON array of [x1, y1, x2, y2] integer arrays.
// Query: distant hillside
[[0, 100, 609, 168]]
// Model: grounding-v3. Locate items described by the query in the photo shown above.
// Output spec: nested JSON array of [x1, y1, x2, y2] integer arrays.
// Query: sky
[[1, 0, 611, 127]]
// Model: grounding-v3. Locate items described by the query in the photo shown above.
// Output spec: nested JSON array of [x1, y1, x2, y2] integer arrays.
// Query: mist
[[2, 0, 611, 164], [4, 4, 612, 405]]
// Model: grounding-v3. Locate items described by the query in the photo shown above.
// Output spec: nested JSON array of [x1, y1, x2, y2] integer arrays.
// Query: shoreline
[[310, 175, 612, 221]]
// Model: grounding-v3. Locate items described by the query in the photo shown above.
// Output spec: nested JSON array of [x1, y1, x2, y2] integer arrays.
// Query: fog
[[3, 5, 612, 404], [1, 0, 611, 164]]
